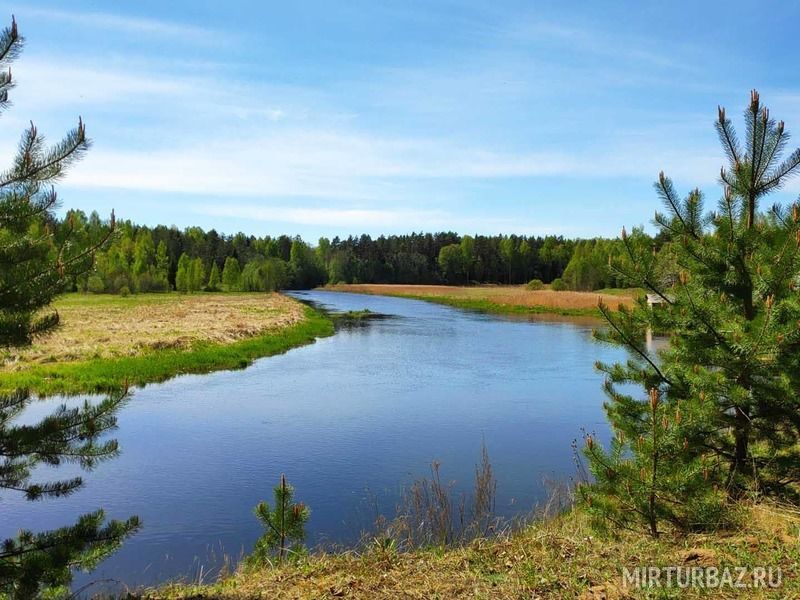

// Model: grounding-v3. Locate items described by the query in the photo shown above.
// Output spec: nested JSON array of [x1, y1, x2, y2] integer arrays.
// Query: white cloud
[[195, 204, 449, 228], [59, 126, 723, 203], [20, 7, 216, 43], [12, 58, 193, 107], [0, 22, 756, 213], [189, 203, 595, 237]]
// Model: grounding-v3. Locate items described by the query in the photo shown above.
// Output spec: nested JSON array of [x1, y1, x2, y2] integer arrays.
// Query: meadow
[[0, 293, 333, 396]]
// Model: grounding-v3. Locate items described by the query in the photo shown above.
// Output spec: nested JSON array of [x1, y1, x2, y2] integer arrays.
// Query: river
[[3, 290, 629, 591]]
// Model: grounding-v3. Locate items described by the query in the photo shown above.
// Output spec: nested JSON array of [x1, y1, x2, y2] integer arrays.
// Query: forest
[[53, 210, 647, 294]]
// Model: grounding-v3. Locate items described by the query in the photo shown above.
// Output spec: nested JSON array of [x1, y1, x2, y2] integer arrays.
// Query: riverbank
[[149, 501, 799, 599], [0, 293, 334, 396], [323, 284, 638, 317]]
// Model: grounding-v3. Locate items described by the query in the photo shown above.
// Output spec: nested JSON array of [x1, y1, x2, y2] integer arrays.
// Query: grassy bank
[[150, 502, 799, 599], [324, 284, 638, 318], [0, 294, 334, 396]]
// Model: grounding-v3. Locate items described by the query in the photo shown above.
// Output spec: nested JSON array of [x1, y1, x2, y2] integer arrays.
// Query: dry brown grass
[[325, 284, 636, 313], [149, 502, 800, 599], [1, 293, 306, 370]]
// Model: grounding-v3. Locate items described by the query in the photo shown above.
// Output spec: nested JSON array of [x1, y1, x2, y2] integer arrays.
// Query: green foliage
[[87, 275, 105, 294], [525, 278, 544, 290], [222, 256, 242, 291], [175, 253, 191, 293], [580, 389, 732, 538], [460, 235, 476, 282], [437, 244, 466, 283], [156, 240, 170, 275], [49, 218, 587, 292], [247, 475, 310, 566], [581, 91, 800, 538], [0, 18, 138, 595], [1, 508, 139, 598], [0, 30, 101, 344], [289, 238, 326, 289], [498, 237, 517, 283], [189, 257, 205, 292], [560, 238, 627, 291], [549, 277, 567, 291], [242, 258, 290, 292], [207, 262, 221, 291]]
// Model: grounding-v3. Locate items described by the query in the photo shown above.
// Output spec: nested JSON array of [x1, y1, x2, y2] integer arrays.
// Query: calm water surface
[[4, 291, 628, 590]]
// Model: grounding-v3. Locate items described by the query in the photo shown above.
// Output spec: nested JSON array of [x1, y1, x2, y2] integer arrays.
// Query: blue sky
[[2, 1, 799, 239]]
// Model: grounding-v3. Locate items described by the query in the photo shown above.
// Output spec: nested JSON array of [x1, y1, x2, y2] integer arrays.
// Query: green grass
[[0, 306, 334, 396], [595, 287, 647, 298], [393, 294, 604, 318]]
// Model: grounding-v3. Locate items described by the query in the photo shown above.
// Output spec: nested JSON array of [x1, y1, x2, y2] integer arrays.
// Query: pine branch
[[598, 302, 672, 386], [715, 106, 741, 165]]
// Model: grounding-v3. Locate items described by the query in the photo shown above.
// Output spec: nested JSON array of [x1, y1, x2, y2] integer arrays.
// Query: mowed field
[[324, 284, 638, 315], [3, 293, 305, 369], [0, 293, 332, 395]]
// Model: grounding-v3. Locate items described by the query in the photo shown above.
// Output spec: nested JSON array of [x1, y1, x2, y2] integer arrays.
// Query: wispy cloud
[[195, 204, 449, 228], [60, 127, 723, 204], [20, 7, 216, 43], [1, 48, 728, 205], [6, 2, 795, 238], [189, 203, 595, 237]]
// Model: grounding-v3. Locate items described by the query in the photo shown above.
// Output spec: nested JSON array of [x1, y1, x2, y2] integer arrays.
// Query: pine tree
[[207, 262, 221, 291], [0, 17, 139, 595], [248, 475, 310, 565], [580, 91, 800, 536], [222, 256, 242, 291]]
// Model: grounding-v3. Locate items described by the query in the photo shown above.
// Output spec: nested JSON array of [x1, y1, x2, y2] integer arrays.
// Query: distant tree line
[[50, 211, 658, 294]]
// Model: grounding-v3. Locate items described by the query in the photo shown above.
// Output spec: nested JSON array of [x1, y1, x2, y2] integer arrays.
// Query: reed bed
[[324, 284, 637, 317]]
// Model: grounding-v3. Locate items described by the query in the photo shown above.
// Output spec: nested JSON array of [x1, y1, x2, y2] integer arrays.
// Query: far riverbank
[[322, 283, 638, 318]]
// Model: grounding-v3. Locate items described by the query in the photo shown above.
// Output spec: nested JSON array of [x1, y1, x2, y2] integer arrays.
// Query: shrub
[[110, 274, 132, 294], [526, 278, 544, 290], [87, 275, 105, 294], [549, 278, 567, 291]]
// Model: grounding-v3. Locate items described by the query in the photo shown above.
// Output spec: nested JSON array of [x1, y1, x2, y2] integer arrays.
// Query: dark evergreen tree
[[0, 17, 139, 595], [580, 91, 800, 537]]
